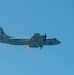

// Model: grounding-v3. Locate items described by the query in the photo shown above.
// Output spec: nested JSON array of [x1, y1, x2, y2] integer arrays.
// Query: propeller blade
[[44, 33, 47, 42], [40, 45, 43, 49]]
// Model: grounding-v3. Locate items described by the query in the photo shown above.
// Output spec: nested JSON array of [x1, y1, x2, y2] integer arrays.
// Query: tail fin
[[0, 27, 5, 34], [0, 27, 9, 39]]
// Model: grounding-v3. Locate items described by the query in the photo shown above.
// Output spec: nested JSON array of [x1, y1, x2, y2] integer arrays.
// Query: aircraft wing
[[29, 33, 40, 42]]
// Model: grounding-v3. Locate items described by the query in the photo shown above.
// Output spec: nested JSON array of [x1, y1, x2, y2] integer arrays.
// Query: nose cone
[[57, 40, 61, 44]]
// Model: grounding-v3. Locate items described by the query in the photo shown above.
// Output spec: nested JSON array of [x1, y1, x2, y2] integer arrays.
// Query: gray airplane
[[0, 27, 61, 48]]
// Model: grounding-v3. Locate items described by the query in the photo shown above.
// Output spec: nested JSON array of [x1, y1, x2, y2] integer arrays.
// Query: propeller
[[40, 45, 43, 49], [44, 33, 47, 42]]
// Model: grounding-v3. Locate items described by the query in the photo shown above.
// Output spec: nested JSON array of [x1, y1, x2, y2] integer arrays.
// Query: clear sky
[[0, 0, 74, 75]]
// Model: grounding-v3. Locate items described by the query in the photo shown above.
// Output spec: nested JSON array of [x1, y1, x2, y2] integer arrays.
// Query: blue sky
[[0, 0, 74, 75]]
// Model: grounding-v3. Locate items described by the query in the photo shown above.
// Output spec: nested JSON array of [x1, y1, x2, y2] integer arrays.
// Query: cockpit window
[[53, 38, 56, 40]]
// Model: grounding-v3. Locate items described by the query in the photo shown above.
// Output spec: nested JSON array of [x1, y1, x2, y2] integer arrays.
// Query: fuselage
[[0, 27, 61, 48], [0, 37, 61, 47]]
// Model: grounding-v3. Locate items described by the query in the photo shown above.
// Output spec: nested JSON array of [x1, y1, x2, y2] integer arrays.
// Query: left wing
[[29, 33, 40, 42]]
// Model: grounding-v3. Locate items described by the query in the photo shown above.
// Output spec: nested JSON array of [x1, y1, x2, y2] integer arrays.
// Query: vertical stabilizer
[[0, 27, 9, 39]]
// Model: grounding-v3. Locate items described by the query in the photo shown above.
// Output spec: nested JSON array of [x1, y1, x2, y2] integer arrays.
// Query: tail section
[[0, 27, 5, 35], [0, 27, 9, 39]]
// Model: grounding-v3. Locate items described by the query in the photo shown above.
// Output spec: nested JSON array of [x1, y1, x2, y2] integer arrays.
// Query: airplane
[[0, 27, 61, 49]]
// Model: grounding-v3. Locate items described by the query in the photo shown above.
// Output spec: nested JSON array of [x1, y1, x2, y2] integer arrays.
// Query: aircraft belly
[[28, 42, 43, 48], [28, 45, 39, 48]]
